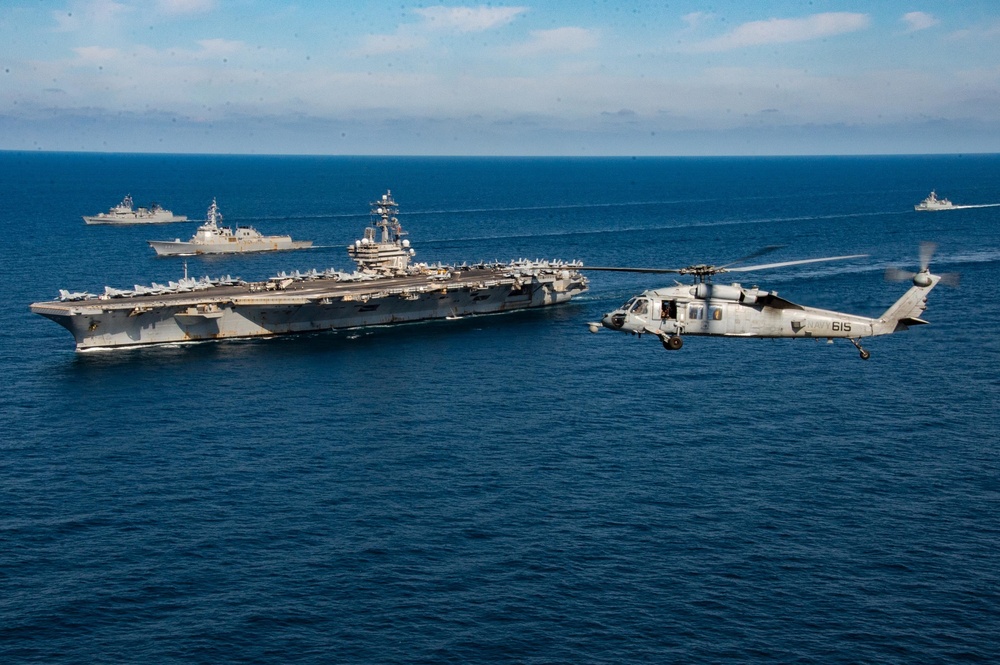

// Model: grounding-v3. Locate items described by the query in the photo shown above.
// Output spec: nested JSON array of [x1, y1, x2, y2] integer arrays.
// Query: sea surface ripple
[[1, 153, 999, 663]]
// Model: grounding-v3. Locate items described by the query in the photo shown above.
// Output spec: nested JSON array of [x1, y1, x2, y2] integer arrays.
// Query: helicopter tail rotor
[[884, 242, 959, 287], [938, 272, 961, 287], [919, 241, 936, 272], [884, 266, 918, 282], [874, 242, 958, 334]]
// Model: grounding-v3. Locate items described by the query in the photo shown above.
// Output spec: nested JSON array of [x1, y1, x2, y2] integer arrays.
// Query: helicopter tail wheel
[[849, 338, 870, 360], [662, 335, 684, 351]]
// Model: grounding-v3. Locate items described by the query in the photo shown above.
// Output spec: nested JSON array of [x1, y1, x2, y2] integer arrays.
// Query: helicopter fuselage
[[599, 280, 927, 342], [585, 246, 944, 359]]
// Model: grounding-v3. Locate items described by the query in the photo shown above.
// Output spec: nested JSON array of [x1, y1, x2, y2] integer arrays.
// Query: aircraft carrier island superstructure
[[31, 191, 589, 351]]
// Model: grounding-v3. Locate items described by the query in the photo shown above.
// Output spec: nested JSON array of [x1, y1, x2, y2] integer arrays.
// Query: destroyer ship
[[84, 194, 188, 224], [914, 191, 956, 211], [148, 199, 313, 255], [32, 191, 589, 350]]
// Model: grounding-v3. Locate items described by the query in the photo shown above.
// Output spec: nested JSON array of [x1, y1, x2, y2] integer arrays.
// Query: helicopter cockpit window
[[621, 298, 637, 311], [710, 306, 723, 321], [688, 304, 704, 320], [630, 299, 649, 316]]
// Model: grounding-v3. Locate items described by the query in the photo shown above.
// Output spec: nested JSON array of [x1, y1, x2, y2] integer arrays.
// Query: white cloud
[[196, 38, 245, 57], [508, 27, 599, 56], [350, 33, 429, 56], [349, 5, 525, 57], [414, 5, 527, 33], [945, 21, 1000, 41], [689, 12, 870, 52], [901, 12, 939, 33], [51, 0, 130, 32], [681, 12, 712, 31], [18, 4, 992, 148], [72, 45, 120, 62], [157, 0, 215, 14]]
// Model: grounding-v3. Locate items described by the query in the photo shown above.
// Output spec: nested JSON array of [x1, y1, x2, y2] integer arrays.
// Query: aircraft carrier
[[32, 191, 589, 351]]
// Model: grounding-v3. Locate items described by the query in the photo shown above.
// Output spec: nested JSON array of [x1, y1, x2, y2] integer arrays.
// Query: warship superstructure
[[84, 195, 188, 224], [148, 199, 313, 255], [32, 191, 589, 350]]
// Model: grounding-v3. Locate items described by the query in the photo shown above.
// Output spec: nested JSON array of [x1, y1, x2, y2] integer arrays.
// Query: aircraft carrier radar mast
[[370, 190, 406, 244], [349, 190, 415, 273]]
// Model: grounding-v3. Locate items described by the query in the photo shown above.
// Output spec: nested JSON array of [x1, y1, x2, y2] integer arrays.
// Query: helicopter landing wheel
[[662, 335, 683, 351], [849, 338, 870, 360]]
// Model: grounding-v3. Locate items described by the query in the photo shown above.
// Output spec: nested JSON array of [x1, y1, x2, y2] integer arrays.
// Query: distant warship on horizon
[[83, 194, 188, 224]]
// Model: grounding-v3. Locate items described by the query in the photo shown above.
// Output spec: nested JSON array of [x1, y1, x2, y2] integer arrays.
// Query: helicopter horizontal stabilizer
[[896, 316, 930, 329]]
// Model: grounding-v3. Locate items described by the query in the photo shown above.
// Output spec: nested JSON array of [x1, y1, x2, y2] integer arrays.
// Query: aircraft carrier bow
[[31, 191, 589, 351]]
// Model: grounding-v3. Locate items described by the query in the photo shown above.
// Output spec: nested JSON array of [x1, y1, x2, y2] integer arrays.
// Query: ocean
[[2, 152, 999, 663]]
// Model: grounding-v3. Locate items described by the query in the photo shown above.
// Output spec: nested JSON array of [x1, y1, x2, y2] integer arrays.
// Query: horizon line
[[3, 149, 998, 159]]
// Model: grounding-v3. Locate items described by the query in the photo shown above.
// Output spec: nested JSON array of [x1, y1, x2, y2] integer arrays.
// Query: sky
[[2, 0, 999, 156]]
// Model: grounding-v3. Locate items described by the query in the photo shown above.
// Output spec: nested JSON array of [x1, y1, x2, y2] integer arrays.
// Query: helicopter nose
[[603, 311, 626, 329]]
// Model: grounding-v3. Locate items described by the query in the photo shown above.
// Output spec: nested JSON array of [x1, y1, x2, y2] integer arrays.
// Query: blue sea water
[[2, 152, 1000, 663]]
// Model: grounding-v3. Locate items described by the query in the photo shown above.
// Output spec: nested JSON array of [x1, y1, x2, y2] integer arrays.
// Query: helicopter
[[583, 243, 955, 360]]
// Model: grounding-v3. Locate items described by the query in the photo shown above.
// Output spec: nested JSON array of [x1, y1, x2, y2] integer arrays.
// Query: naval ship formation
[[32, 191, 589, 350]]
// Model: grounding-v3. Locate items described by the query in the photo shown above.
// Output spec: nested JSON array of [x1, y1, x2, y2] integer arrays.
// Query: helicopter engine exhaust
[[690, 283, 760, 304]]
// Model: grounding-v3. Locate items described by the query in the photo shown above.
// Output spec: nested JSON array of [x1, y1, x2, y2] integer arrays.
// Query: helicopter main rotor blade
[[725, 254, 868, 273], [575, 266, 685, 274], [719, 244, 786, 269], [578, 253, 867, 276]]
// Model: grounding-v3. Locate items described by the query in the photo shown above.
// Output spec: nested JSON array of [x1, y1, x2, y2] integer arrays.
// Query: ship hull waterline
[[149, 240, 314, 256], [84, 215, 189, 225]]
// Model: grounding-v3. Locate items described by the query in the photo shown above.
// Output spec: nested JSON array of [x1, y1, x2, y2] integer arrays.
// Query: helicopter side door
[[686, 302, 708, 333], [684, 300, 729, 335], [730, 300, 746, 334], [658, 298, 682, 334]]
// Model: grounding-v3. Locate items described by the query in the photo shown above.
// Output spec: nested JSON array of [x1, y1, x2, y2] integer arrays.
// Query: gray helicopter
[[585, 243, 955, 360]]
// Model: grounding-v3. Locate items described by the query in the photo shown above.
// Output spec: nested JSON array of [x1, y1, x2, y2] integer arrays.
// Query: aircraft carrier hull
[[31, 264, 588, 350]]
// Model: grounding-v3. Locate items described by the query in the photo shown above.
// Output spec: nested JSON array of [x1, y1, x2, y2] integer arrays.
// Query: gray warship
[[32, 190, 589, 351], [148, 198, 313, 255], [84, 194, 188, 224], [914, 190, 956, 211]]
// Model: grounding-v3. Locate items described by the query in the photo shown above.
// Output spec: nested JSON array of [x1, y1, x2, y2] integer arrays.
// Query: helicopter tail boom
[[874, 272, 941, 335]]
